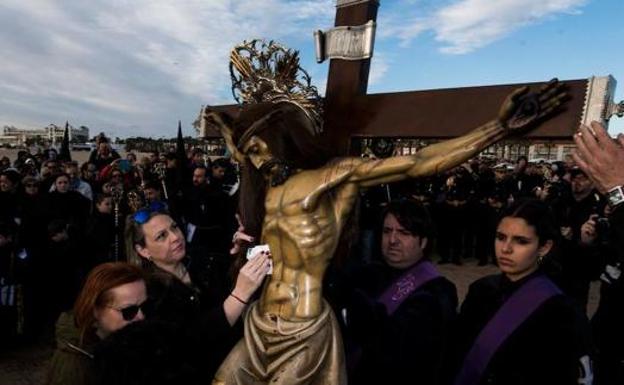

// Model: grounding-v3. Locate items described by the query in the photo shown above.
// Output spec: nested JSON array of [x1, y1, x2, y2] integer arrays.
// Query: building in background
[[0, 124, 89, 147]]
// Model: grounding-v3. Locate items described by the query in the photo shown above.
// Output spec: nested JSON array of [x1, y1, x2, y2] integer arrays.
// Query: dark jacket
[[557, 191, 605, 308], [144, 251, 239, 380], [43, 190, 91, 230], [0, 190, 19, 224], [88, 150, 120, 171], [84, 211, 117, 266], [451, 272, 594, 385], [346, 260, 458, 385], [183, 184, 234, 254], [591, 205, 624, 385], [46, 312, 98, 385], [94, 320, 201, 385]]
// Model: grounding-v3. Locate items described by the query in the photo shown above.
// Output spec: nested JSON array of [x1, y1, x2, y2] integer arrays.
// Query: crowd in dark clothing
[[332, 155, 622, 385], [0, 142, 238, 349], [355, 156, 609, 308]]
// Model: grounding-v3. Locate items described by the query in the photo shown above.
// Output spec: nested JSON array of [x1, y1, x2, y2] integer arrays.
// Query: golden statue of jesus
[[202, 79, 566, 385]]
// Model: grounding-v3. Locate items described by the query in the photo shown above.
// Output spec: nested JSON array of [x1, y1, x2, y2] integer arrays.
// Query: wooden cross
[[321, 0, 589, 156], [204, 0, 614, 157]]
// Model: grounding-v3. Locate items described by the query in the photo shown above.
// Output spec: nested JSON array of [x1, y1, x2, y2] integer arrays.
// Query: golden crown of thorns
[[229, 39, 323, 134]]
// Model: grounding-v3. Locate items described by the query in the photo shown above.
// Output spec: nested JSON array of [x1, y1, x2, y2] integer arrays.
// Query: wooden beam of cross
[[200, 0, 620, 156]]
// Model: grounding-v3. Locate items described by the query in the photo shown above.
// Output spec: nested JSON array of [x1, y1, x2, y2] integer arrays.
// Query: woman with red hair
[[46, 262, 147, 385]]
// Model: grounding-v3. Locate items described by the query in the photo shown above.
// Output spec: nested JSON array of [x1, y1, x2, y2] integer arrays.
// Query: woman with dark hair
[[46, 262, 146, 385], [450, 199, 594, 385], [43, 172, 91, 229], [124, 202, 269, 378]]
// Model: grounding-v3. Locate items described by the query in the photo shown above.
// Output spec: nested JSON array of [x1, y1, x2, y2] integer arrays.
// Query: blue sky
[[1, 0, 622, 138]]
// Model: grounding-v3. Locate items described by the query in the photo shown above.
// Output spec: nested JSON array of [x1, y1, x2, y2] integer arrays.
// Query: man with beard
[[202, 83, 565, 385]]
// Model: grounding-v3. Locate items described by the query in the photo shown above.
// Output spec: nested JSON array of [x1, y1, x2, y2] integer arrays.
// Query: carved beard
[[259, 158, 293, 187]]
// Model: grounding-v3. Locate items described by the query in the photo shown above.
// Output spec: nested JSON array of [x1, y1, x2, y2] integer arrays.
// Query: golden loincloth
[[212, 300, 346, 385]]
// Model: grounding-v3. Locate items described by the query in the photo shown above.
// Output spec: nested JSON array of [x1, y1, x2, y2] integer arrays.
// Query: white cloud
[[392, 0, 588, 54], [0, 0, 334, 137], [369, 53, 391, 86]]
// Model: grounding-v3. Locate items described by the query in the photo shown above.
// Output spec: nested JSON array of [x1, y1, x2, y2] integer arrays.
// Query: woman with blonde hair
[[124, 201, 269, 379]]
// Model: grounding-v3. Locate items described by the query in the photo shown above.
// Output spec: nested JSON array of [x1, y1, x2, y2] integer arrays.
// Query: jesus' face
[[242, 136, 274, 173]]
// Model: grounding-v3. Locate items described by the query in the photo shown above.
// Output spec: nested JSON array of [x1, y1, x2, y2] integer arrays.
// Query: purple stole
[[347, 260, 440, 373], [454, 274, 562, 385], [377, 260, 440, 315]]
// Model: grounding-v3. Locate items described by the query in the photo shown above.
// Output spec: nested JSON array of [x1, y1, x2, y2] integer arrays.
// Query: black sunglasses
[[108, 300, 151, 321]]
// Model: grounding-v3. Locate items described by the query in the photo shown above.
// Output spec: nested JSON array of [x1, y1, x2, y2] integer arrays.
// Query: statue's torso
[[259, 167, 358, 320]]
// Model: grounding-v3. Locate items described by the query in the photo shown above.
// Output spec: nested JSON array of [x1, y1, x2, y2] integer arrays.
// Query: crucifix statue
[[200, 36, 566, 384], [193, 2, 624, 384]]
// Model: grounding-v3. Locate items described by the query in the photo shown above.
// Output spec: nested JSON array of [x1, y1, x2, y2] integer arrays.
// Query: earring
[[537, 255, 544, 265]]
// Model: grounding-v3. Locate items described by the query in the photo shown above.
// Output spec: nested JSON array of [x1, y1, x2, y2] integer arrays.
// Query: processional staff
[[110, 184, 124, 261], [153, 162, 169, 201], [126, 190, 145, 214]]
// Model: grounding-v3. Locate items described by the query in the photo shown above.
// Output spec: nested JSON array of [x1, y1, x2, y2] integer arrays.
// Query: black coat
[[88, 150, 120, 171], [346, 260, 458, 385], [43, 190, 91, 230], [0, 191, 19, 224], [591, 205, 624, 385], [450, 272, 594, 385], [557, 192, 606, 308], [144, 251, 238, 380], [183, 184, 234, 254], [94, 320, 201, 385], [84, 212, 117, 266]]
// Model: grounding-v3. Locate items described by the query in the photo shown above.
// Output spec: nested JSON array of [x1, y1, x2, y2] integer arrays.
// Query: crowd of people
[[0, 136, 240, 340], [0, 120, 622, 384], [358, 150, 608, 309]]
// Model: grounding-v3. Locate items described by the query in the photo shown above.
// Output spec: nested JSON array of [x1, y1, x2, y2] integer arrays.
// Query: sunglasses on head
[[133, 200, 167, 224], [108, 300, 151, 321]]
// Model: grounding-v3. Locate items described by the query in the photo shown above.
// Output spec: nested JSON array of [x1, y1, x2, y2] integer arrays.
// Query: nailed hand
[[498, 78, 568, 132]]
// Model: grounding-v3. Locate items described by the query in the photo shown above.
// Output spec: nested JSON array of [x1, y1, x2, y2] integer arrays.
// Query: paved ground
[[0, 339, 53, 385], [0, 258, 599, 384]]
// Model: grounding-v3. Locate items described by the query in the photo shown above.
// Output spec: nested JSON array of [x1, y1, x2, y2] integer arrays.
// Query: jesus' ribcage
[[260, 200, 339, 318]]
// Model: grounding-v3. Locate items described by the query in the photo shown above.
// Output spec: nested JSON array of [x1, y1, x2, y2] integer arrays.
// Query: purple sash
[[377, 260, 440, 316], [454, 275, 562, 385]]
